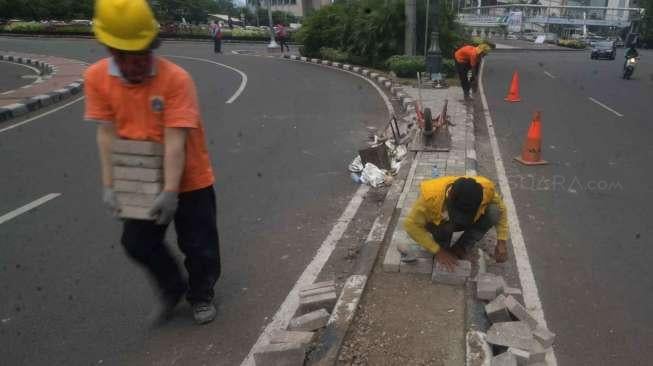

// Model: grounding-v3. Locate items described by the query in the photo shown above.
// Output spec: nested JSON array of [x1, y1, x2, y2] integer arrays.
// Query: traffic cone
[[505, 71, 521, 102], [514, 111, 547, 165]]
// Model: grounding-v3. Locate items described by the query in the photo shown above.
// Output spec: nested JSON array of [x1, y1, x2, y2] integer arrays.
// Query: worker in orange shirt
[[454, 44, 491, 101], [85, 0, 220, 325]]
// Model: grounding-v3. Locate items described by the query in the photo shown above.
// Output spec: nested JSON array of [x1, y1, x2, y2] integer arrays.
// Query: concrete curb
[[277, 53, 423, 365], [492, 47, 586, 53], [0, 53, 84, 123]]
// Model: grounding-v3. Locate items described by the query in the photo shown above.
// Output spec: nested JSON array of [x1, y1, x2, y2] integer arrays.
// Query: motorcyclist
[[624, 45, 639, 71]]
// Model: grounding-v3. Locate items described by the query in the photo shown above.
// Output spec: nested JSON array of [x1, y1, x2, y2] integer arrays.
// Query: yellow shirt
[[403, 176, 509, 253]]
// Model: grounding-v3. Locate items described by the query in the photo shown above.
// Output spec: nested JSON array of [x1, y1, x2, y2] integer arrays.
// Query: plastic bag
[[361, 163, 386, 188], [348, 155, 364, 173]]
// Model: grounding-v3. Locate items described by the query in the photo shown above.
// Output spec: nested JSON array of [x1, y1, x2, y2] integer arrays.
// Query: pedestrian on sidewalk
[[85, 0, 221, 325], [275, 23, 290, 53], [453, 44, 490, 101], [403, 176, 509, 271], [209, 20, 223, 53]]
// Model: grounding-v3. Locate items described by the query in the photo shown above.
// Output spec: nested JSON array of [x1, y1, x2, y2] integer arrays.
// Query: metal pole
[[267, 0, 279, 49], [425, 0, 431, 56], [405, 0, 417, 55]]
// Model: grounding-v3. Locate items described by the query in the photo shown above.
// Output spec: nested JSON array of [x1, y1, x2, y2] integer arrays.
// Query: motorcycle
[[622, 57, 638, 80]]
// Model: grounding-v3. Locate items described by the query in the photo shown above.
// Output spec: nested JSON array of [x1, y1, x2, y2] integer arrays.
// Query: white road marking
[[241, 57, 394, 366], [240, 185, 369, 366], [1, 90, 15, 95], [479, 61, 558, 365], [0, 193, 61, 225], [543, 71, 556, 79], [588, 97, 623, 117], [0, 96, 85, 134], [163, 54, 247, 104]]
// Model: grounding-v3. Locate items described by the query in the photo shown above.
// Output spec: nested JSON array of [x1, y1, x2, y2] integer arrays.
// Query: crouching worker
[[402, 176, 509, 271]]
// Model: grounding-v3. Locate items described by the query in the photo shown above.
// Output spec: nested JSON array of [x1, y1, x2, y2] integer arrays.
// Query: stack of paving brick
[[473, 273, 556, 366], [254, 281, 338, 365], [112, 139, 164, 220]]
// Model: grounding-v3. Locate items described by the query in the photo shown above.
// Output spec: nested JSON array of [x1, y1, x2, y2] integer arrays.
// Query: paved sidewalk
[[339, 86, 480, 365]]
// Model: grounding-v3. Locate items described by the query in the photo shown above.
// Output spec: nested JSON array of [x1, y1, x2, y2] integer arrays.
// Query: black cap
[[447, 178, 483, 227]]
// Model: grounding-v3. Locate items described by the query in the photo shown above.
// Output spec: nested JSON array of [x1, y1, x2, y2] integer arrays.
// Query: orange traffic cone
[[505, 71, 521, 102], [514, 111, 547, 165]]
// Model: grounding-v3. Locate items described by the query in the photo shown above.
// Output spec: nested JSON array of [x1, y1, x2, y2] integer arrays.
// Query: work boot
[[193, 302, 217, 325]]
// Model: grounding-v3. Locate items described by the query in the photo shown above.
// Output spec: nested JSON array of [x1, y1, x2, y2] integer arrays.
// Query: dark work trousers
[[214, 37, 222, 53], [121, 185, 221, 304], [277, 37, 289, 52], [426, 203, 501, 250], [455, 61, 472, 96]]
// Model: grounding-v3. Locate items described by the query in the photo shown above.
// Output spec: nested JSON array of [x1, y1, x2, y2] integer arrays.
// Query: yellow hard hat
[[476, 44, 491, 55], [92, 0, 159, 51]]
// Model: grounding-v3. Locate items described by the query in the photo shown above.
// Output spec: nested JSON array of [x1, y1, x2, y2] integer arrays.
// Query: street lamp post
[[425, 0, 447, 88], [266, 0, 279, 49]]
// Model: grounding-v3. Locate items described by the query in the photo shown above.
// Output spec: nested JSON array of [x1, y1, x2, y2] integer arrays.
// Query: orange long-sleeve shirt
[[454, 45, 480, 67]]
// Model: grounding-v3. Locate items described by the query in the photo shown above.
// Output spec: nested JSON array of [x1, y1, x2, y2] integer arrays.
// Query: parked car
[[506, 34, 518, 40], [614, 38, 625, 48], [70, 19, 92, 26], [591, 41, 616, 60]]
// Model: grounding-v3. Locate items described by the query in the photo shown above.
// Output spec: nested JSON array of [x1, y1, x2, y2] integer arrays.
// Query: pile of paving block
[[475, 273, 556, 366], [111, 139, 164, 220], [254, 280, 338, 366]]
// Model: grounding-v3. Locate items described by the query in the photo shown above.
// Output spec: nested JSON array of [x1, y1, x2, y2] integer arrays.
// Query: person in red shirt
[[454, 44, 490, 100], [86, 0, 221, 325]]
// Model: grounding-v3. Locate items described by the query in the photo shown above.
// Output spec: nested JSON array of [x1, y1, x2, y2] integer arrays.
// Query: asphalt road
[[0, 38, 388, 365], [0, 60, 36, 93], [483, 49, 653, 366]]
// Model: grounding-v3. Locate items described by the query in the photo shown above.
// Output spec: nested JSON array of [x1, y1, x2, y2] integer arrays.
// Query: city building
[[246, 0, 332, 18]]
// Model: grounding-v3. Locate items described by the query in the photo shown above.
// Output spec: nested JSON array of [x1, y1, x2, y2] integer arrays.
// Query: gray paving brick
[[485, 294, 512, 323], [432, 259, 471, 285], [321, 60, 330, 65], [491, 352, 518, 366], [113, 167, 162, 182], [310, 58, 319, 63], [342, 64, 352, 70], [113, 180, 162, 195], [505, 296, 539, 330], [288, 309, 329, 331], [332, 62, 341, 68], [115, 193, 157, 208], [112, 154, 163, 169], [300, 56, 308, 61], [300, 280, 336, 293], [533, 326, 555, 348], [476, 273, 504, 301], [300, 285, 335, 299], [118, 205, 154, 220], [112, 139, 163, 156], [298, 291, 337, 314], [254, 342, 306, 366], [352, 66, 361, 73], [487, 322, 537, 350], [269, 330, 314, 345]]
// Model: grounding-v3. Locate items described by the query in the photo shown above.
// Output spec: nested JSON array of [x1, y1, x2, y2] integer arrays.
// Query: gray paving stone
[[113, 180, 162, 195], [310, 58, 319, 63], [432, 259, 471, 285], [370, 72, 379, 79], [476, 273, 504, 301], [321, 60, 330, 65], [299, 285, 336, 299], [352, 66, 361, 73], [485, 294, 512, 323], [491, 352, 518, 366], [533, 326, 556, 348], [112, 139, 163, 156], [486, 322, 536, 350], [118, 205, 154, 220], [300, 280, 336, 293], [505, 296, 539, 330], [254, 342, 306, 366], [269, 330, 314, 345], [342, 64, 352, 70], [113, 166, 162, 182], [115, 193, 157, 208], [298, 291, 337, 314], [332, 62, 341, 68], [300, 56, 308, 61], [288, 309, 329, 331], [112, 154, 163, 169]]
